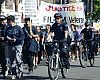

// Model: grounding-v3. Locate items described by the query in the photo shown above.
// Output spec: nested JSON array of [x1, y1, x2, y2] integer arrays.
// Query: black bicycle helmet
[[54, 13, 62, 18], [24, 18, 30, 21], [7, 15, 15, 22]]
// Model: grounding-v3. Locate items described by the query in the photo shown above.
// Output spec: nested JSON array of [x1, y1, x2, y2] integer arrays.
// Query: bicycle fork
[[51, 53, 59, 69]]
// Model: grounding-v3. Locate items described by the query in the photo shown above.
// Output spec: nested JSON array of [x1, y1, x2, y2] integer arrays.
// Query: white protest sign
[[22, 0, 37, 17], [38, 1, 85, 26]]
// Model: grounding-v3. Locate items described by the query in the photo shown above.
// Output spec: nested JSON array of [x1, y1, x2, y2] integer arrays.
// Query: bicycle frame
[[47, 40, 69, 80]]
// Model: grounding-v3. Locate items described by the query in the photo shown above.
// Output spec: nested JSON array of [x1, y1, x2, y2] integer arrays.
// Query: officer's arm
[[65, 31, 68, 38]]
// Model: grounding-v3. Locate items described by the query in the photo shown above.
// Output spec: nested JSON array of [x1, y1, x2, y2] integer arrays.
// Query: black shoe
[[66, 62, 70, 69], [33, 65, 37, 69], [3, 74, 6, 79], [28, 68, 33, 73], [62, 75, 66, 78]]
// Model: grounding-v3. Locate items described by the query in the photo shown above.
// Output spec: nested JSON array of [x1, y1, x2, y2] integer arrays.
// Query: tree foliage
[[93, 0, 100, 20], [0, 0, 5, 13]]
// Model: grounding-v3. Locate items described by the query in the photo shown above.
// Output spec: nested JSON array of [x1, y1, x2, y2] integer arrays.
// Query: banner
[[38, 1, 85, 26]]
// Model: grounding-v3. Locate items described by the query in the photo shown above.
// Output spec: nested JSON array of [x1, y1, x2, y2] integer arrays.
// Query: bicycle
[[46, 40, 69, 80], [79, 40, 95, 68]]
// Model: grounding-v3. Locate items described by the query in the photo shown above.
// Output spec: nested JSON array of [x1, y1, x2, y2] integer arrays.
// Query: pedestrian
[[98, 29, 100, 54], [44, 24, 53, 63], [69, 24, 79, 61], [36, 26, 45, 64], [22, 18, 38, 71], [0, 15, 7, 78], [4, 15, 25, 79]]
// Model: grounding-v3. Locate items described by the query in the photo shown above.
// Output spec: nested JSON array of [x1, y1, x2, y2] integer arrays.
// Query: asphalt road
[[0, 54, 100, 80]]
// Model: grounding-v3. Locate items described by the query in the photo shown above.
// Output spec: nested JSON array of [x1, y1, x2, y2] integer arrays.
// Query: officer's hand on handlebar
[[11, 38, 16, 42]]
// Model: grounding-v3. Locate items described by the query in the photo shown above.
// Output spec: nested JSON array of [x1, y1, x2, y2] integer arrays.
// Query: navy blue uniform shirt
[[51, 22, 68, 40], [81, 28, 94, 40]]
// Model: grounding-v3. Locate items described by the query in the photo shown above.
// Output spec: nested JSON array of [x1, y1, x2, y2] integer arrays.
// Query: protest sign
[[38, 1, 85, 26]]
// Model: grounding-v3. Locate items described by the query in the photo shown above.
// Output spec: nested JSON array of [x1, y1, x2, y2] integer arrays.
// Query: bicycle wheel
[[48, 54, 60, 80], [89, 52, 95, 67], [79, 51, 88, 68]]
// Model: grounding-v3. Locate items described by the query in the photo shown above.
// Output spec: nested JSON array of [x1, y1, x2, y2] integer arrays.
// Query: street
[[0, 54, 100, 80]]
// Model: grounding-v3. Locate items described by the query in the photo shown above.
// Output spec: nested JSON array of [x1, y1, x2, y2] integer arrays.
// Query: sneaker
[[71, 59, 74, 62], [5, 69, 9, 77], [12, 75, 16, 80]]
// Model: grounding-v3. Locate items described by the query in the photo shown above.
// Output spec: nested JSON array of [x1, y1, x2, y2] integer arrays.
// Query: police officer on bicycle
[[81, 21, 95, 59], [50, 13, 70, 69]]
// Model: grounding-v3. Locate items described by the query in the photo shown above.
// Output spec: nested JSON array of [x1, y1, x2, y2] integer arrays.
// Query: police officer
[[81, 21, 95, 59], [50, 13, 70, 71], [0, 15, 7, 78]]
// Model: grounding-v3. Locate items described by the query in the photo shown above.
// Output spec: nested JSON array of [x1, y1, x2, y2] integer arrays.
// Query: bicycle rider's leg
[[60, 43, 70, 69], [91, 41, 95, 58], [87, 41, 94, 59]]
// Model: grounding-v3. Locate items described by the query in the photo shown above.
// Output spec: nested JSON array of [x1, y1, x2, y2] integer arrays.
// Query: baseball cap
[[7, 15, 15, 22]]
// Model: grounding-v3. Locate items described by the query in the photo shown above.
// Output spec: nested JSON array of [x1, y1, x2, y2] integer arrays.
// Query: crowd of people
[[0, 13, 100, 79]]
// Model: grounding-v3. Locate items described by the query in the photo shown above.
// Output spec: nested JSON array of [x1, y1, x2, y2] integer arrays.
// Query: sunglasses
[[55, 18, 61, 19]]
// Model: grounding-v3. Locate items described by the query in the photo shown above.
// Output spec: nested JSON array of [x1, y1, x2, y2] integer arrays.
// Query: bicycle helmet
[[7, 15, 15, 22], [54, 13, 62, 18], [24, 18, 30, 21]]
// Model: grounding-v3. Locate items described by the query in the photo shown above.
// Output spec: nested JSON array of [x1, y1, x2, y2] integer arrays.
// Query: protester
[[36, 26, 45, 64], [0, 15, 7, 78], [22, 18, 38, 71], [69, 24, 79, 61], [4, 15, 25, 79], [44, 24, 52, 63]]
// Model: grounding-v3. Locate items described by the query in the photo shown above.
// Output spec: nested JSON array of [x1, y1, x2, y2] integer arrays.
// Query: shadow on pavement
[[70, 64, 82, 68], [0, 75, 49, 80], [66, 78, 91, 80]]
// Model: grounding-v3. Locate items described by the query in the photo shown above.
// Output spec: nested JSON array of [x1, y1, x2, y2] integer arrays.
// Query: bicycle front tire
[[48, 54, 60, 80], [79, 51, 88, 68]]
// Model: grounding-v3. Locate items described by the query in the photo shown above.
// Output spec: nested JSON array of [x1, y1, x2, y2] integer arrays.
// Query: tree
[[93, 0, 100, 20], [0, 0, 5, 14]]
